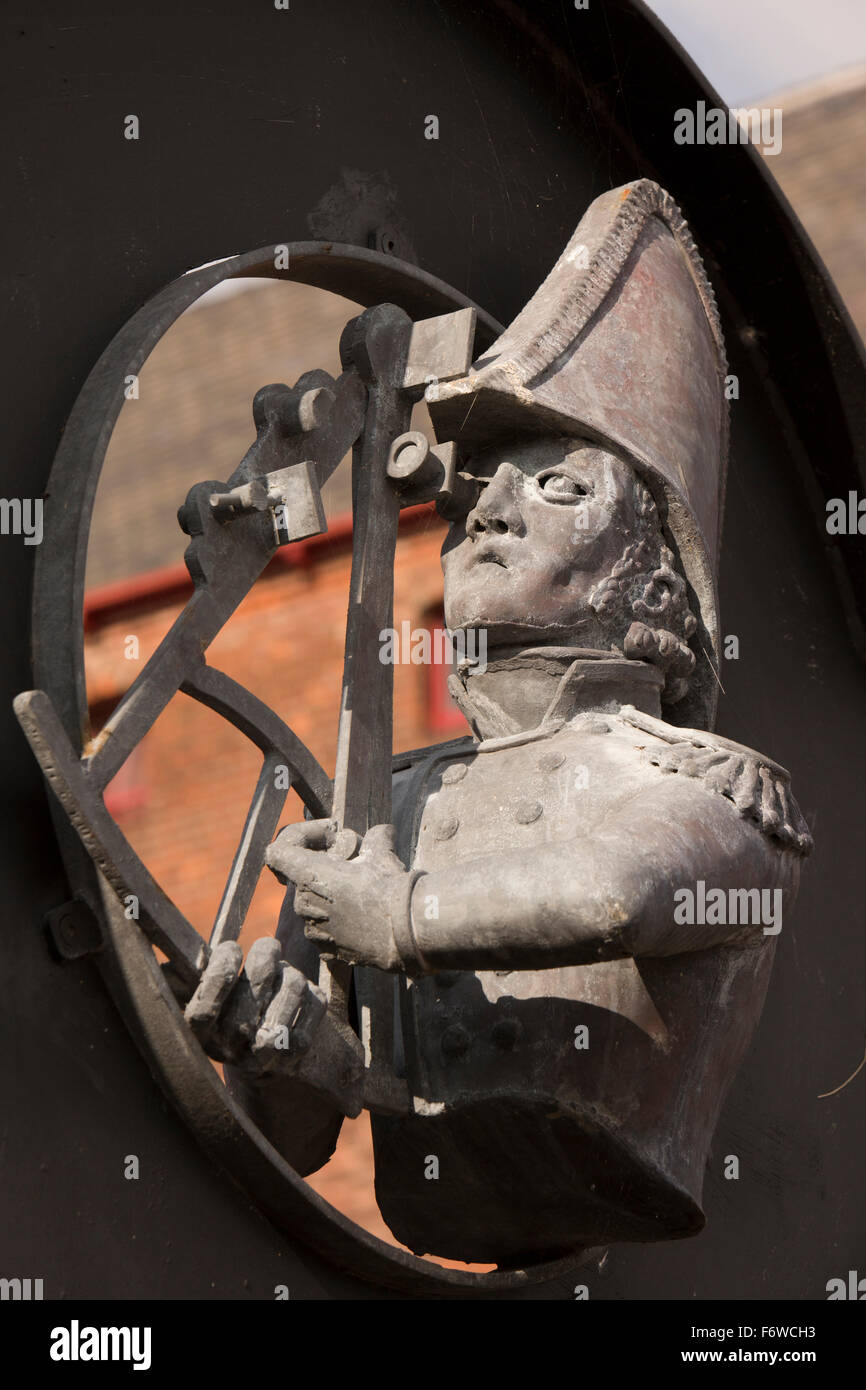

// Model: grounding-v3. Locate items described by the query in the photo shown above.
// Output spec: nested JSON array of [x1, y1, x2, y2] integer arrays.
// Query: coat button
[[515, 800, 542, 824], [537, 751, 566, 772], [492, 1018, 522, 1050], [432, 815, 460, 841], [441, 762, 468, 784], [441, 1024, 470, 1058]]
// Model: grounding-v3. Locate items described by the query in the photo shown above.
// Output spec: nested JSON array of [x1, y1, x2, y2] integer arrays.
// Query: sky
[[645, 0, 866, 103]]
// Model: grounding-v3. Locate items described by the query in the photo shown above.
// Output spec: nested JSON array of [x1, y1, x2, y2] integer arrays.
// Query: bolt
[[370, 227, 399, 256], [58, 913, 77, 945]]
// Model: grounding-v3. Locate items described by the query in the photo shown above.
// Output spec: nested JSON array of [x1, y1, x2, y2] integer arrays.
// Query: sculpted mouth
[[474, 549, 508, 568]]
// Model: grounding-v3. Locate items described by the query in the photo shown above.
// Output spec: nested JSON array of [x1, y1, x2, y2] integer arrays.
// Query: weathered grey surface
[[26, 177, 807, 1269], [365, 667, 805, 1262], [264, 182, 812, 1264], [17, 180, 814, 1272]]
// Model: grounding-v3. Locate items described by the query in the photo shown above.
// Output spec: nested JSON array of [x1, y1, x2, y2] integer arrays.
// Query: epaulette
[[620, 705, 813, 857]]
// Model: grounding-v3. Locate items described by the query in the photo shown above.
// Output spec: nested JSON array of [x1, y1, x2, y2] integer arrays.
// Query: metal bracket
[[45, 895, 104, 962]]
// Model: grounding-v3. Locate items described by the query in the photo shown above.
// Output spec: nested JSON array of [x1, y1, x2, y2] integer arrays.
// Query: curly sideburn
[[589, 477, 698, 703]]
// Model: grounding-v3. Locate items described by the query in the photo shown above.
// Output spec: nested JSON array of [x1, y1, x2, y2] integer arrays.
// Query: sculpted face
[[441, 436, 640, 645]]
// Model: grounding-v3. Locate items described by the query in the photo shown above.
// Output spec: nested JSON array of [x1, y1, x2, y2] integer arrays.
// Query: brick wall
[[85, 518, 460, 947]]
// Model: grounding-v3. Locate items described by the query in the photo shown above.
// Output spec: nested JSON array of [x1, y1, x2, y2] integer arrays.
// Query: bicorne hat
[[426, 179, 729, 731]]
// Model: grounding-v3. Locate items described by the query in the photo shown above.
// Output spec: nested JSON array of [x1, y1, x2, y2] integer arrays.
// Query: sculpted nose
[[465, 464, 525, 539], [467, 506, 509, 538]]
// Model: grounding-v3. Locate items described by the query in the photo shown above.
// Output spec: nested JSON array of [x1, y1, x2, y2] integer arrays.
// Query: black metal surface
[[3, 0, 865, 1299]]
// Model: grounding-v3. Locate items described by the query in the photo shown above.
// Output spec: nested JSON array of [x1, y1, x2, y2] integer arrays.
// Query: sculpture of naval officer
[[185, 181, 812, 1266]]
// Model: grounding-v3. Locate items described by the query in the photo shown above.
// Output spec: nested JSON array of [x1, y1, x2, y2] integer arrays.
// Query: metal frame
[[22, 240, 596, 1295]]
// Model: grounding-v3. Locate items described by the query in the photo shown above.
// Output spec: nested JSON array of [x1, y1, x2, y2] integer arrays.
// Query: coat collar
[[448, 647, 664, 747]]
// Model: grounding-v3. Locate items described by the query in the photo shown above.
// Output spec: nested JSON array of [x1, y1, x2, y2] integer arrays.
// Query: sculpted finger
[[361, 823, 398, 856], [266, 840, 337, 889], [253, 965, 316, 1057], [184, 942, 243, 1038], [360, 822, 405, 872], [244, 937, 283, 1011], [294, 886, 330, 922], [303, 919, 337, 950], [269, 818, 337, 855], [288, 980, 328, 1055], [328, 827, 362, 861], [218, 939, 281, 1051]]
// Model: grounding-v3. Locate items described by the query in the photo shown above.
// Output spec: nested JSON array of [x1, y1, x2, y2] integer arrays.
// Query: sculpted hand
[[265, 818, 418, 971], [184, 936, 327, 1077]]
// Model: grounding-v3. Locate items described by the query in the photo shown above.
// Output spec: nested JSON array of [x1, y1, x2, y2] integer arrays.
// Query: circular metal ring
[[30, 239, 597, 1296]]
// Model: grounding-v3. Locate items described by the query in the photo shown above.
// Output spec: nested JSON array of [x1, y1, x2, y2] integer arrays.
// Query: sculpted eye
[[537, 471, 588, 502]]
